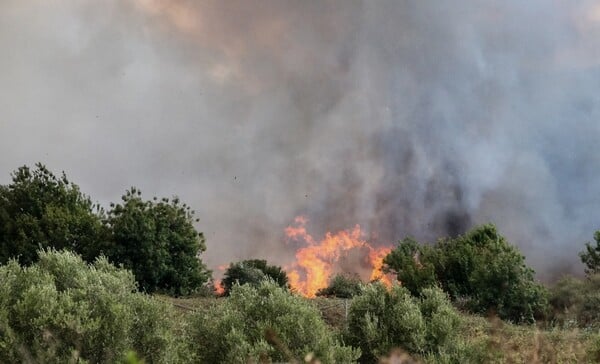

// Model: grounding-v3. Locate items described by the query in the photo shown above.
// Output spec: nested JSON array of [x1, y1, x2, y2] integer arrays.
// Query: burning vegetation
[[284, 216, 393, 297]]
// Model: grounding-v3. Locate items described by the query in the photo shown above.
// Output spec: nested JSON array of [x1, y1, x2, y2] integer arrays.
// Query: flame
[[368, 246, 393, 287], [285, 216, 393, 297], [214, 264, 228, 296]]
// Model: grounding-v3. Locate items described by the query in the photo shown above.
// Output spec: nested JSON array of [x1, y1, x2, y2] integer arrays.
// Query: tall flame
[[285, 216, 393, 297]]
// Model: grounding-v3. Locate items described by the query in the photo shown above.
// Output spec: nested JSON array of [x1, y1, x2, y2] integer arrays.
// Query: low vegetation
[[221, 259, 289, 296], [188, 281, 359, 363], [0, 249, 186, 363], [2, 164, 600, 363]]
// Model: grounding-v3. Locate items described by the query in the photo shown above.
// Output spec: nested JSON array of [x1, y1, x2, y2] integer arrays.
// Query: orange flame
[[214, 264, 228, 296], [368, 246, 393, 287], [285, 216, 393, 297]]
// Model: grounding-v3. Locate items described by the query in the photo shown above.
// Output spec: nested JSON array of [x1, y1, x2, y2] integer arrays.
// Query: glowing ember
[[285, 216, 394, 297]]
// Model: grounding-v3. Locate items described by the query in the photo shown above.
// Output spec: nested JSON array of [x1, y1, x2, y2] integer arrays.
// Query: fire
[[214, 264, 228, 296], [368, 246, 393, 286], [285, 216, 393, 297]]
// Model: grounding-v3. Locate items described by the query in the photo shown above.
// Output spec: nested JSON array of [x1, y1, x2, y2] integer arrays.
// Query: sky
[[1, 0, 600, 278]]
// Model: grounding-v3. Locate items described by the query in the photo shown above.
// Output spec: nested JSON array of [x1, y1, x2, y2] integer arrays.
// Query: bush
[[549, 274, 600, 328], [0, 249, 187, 363], [316, 274, 363, 298], [221, 259, 288, 296], [384, 224, 549, 323], [346, 284, 462, 363], [187, 280, 360, 363]]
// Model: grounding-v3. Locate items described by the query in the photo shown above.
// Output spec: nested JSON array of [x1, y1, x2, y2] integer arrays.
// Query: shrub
[[346, 284, 462, 363], [0, 249, 187, 363], [187, 280, 360, 363], [384, 224, 549, 323], [221, 259, 288, 296], [316, 274, 363, 298], [549, 274, 600, 328]]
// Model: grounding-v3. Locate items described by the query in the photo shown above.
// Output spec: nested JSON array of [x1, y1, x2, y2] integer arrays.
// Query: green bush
[[384, 224, 549, 323], [187, 280, 360, 363], [0, 249, 187, 363], [316, 274, 363, 298], [346, 284, 462, 363], [549, 274, 600, 328], [221, 259, 288, 296]]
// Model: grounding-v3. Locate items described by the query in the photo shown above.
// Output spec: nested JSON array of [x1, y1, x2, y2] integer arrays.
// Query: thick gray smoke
[[1, 0, 599, 278]]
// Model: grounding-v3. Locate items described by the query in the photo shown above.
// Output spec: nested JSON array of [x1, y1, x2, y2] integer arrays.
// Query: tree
[[580, 231, 600, 275], [187, 281, 360, 363], [383, 224, 548, 323], [105, 188, 210, 295], [221, 259, 289, 296], [316, 274, 363, 298], [0, 164, 106, 265], [0, 249, 188, 363], [382, 237, 437, 296]]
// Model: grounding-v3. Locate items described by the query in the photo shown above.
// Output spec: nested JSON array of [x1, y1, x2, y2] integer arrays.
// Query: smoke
[[1, 0, 600, 278]]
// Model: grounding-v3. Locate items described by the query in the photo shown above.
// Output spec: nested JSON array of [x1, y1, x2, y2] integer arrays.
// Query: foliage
[[382, 237, 437, 296], [384, 224, 549, 323], [187, 280, 360, 363], [221, 259, 288, 296], [346, 284, 463, 363], [0, 249, 187, 363], [549, 274, 600, 328], [0, 164, 106, 265], [316, 273, 363, 298], [580, 231, 600, 276], [105, 188, 210, 295]]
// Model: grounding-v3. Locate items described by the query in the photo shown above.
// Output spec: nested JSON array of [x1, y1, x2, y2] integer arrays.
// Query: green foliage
[[105, 188, 210, 295], [0, 164, 106, 265], [316, 274, 363, 298], [382, 237, 437, 296], [346, 284, 462, 363], [384, 224, 549, 323], [580, 231, 600, 276], [187, 281, 360, 363], [0, 249, 187, 363], [221, 259, 288, 296], [549, 274, 600, 328]]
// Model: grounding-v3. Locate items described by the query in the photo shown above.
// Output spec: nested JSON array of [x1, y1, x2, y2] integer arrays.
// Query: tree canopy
[[383, 224, 548, 323], [316, 273, 363, 299], [105, 188, 211, 295], [0, 164, 106, 265], [579, 230, 600, 276], [221, 259, 288, 296], [0, 164, 211, 295]]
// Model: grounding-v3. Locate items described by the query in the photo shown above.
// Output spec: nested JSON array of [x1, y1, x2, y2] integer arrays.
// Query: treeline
[[0, 164, 210, 295], [1, 163, 600, 363]]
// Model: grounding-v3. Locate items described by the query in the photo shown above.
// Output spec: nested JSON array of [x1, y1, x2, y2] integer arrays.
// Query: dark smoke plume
[[1, 0, 599, 278]]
